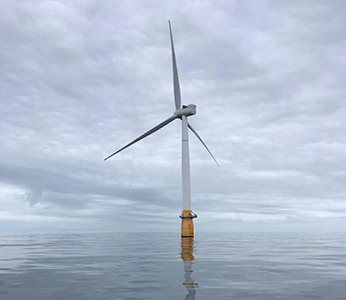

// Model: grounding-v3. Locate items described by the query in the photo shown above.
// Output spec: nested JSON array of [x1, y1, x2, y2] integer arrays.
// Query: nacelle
[[174, 104, 196, 117]]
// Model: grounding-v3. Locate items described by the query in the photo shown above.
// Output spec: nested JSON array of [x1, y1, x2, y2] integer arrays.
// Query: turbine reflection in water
[[181, 237, 198, 300]]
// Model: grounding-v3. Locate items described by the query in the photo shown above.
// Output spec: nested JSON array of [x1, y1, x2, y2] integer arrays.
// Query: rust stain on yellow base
[[181, 210, 194, 237]]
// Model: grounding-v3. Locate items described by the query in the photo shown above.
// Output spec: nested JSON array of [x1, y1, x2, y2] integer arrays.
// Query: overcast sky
[[1, 0, 345, 233]]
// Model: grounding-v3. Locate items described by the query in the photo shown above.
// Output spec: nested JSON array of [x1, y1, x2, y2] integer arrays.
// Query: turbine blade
[[104, 115, 177, 161], [188, 122, 220, 167], [168, 20, 181, 111]]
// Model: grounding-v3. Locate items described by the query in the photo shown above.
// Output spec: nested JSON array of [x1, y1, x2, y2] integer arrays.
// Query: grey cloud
[[1, 0, 345, 233]]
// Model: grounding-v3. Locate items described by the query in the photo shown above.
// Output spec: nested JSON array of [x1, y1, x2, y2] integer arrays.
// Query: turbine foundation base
[[180, 210, 197, 237]]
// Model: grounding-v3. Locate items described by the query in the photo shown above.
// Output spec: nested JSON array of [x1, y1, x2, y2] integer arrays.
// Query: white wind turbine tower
[[104, 21, 219, 237]]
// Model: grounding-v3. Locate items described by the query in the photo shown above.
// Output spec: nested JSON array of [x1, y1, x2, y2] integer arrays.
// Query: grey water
[[1, 232, 346, 299]]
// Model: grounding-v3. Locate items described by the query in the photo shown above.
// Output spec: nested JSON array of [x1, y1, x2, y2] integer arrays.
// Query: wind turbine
[[104, 21, 219, 237]]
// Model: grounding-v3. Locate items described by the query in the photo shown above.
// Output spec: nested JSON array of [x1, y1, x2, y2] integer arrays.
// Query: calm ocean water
[[1, 232, 346, 299]]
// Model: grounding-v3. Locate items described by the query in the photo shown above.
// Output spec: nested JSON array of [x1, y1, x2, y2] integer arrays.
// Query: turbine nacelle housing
[[174, 104, 196, 118]]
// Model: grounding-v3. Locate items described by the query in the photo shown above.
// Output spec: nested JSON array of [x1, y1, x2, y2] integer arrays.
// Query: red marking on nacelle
[[183, 104, 196, 109]]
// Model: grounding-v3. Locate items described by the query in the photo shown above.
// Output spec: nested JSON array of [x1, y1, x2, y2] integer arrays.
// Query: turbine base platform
[[179, 211, 197, 219], [180, 210, 196, 237]]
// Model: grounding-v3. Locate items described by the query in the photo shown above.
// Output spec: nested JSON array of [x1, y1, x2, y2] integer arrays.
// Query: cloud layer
[[1, 0, 345, 232]]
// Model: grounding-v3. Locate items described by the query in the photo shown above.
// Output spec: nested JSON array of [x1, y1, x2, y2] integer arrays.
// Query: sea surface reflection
[[181, 237, 197, 299], [1, 232, 346, 299]]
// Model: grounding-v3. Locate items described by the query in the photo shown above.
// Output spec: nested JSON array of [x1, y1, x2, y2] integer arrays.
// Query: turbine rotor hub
[[174, 104, 196, 117]]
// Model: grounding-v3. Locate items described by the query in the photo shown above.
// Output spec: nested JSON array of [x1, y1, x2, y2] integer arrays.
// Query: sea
[[1, 232, 346, 299]]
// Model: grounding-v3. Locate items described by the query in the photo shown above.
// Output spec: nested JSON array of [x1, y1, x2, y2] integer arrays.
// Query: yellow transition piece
[[181, 210, 194, 237]]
